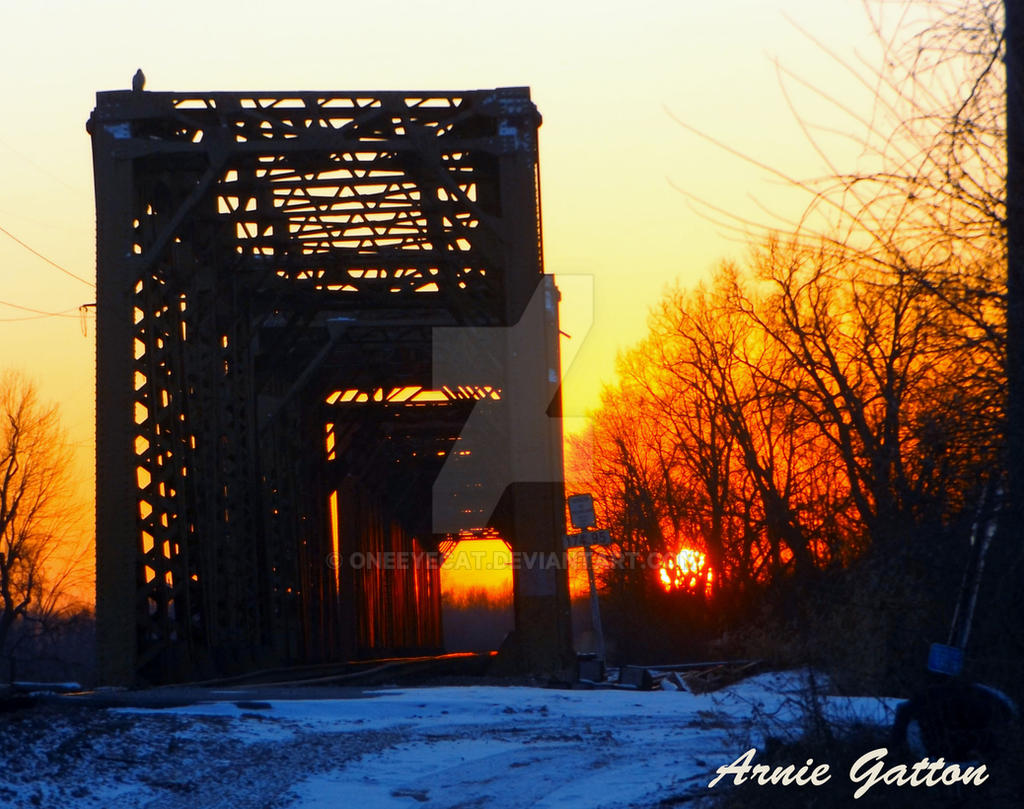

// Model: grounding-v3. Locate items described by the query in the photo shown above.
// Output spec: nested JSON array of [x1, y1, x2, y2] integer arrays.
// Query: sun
[[658, 547, 713, 597]]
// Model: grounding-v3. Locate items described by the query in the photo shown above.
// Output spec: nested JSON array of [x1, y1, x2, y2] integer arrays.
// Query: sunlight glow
[[658, 547, 712, 597], [440, 538, 513, 602]]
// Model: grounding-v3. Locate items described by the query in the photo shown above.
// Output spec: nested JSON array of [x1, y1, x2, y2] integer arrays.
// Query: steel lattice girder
[[90, 87, 572, 685]]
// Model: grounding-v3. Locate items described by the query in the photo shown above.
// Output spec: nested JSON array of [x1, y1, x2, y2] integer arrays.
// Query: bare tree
[[567, 0, 1013, 681], [0, 371, 81, 680]]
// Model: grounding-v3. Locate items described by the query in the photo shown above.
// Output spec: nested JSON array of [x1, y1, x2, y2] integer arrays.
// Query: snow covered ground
[[0, 672, 898, 809]]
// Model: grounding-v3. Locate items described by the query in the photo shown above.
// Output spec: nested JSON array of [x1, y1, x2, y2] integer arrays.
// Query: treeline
[[2, 608, 95, 686], [569, 0, 1008, 691], [575, 239, 1003, 593], [442, 586, 513, 653]]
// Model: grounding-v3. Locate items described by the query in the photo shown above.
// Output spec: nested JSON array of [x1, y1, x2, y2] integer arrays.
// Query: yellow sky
[[0, 0, 886, 602]]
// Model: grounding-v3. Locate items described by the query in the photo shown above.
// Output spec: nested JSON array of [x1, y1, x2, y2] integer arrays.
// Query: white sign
[[568, 493, 597, 530], [564, 528, 612, 549]]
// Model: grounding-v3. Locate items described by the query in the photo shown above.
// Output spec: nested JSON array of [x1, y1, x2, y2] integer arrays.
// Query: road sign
[[927, 643, 964, 676], [585, 529, 612, 546], [564, 529, 612, 549], [568, 493, 596, 529]]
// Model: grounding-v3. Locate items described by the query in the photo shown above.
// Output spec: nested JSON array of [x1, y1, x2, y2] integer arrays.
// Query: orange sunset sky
[[0, 0, 893, 603]]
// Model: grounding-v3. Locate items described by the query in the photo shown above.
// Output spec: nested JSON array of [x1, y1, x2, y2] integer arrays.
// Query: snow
[[0, 671, 901, 809]]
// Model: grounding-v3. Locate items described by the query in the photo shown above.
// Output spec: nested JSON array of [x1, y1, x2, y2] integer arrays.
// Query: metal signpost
[[565, 494, 610, 662]]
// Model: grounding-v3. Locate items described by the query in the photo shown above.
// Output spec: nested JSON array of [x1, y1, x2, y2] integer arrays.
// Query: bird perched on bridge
[[132, 68, 146, 93]]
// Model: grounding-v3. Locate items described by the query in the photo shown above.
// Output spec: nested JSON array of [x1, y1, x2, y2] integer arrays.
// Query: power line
[[0, 224, 95, 289], [0, 298, 79, 319], [0, 134, 87, 196], [0, 313, 72, 322]]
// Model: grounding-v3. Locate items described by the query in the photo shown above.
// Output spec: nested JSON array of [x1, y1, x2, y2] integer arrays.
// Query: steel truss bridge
[[89, 86, 572, 685]]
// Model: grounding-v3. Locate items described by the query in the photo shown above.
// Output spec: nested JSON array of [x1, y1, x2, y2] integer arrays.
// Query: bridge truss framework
[[89, 86, 572, 684]]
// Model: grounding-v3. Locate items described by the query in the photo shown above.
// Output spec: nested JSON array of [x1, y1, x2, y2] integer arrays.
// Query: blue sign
[[927, 643, 964, 676]]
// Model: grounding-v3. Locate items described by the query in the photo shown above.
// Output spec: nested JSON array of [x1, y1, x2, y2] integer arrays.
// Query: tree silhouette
[[0, 371, 80, 679]]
